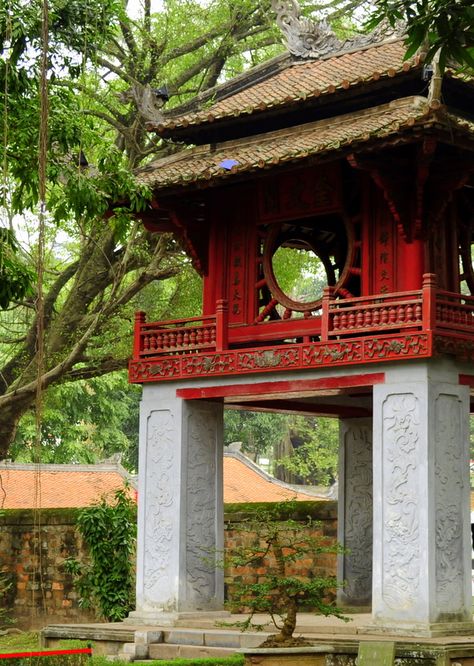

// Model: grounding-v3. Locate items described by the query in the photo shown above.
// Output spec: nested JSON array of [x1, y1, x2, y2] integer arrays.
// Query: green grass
[[0, 632, 40, 653]]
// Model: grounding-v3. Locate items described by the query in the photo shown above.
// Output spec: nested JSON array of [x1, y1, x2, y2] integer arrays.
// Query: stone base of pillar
[[124, 610, 231, 627], [361, 620, 474, 638]]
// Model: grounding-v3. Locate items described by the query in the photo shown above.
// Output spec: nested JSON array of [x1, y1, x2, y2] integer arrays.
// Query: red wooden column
[[400, 240, 425, 290]]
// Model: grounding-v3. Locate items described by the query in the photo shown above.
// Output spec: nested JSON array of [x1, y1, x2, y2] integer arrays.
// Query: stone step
[[161, 628, 265, 649], [148, 643, 238, 660]]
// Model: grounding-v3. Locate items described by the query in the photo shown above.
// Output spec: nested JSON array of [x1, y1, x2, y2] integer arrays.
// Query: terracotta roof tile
[[152, 40, 418, 134], [223, 453, 324, 503], [140, 96, 474, 191], [0, 464, 133, 509]]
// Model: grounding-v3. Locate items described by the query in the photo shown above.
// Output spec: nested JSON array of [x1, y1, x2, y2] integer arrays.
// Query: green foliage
[[0, 228, 35, 309], [224, 411, 339, 485], [65, 487, 137, 621], [223, 502, 345, 641], [272, 245, 326, 304], [368, 0, 474, 71], [224, 410, 286, 457], [11, 373, 141, 470], [278, 416, 339, 486]]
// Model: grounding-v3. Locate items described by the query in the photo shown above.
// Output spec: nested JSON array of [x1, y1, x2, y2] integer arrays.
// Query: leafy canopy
[[368, 0, 474, 70]]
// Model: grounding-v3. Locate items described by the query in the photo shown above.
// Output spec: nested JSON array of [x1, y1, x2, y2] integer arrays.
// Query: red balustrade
[[132, 276, 474, 362], [135, 312, 218, 357], [325, 290, 424, 339]]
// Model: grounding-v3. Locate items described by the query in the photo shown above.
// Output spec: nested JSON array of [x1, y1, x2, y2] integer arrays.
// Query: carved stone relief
[[342, 422, 372, 602], [186, 408, 217, 602], [434, 394, 464, 611], [381, 394, 420, 611], [144, 410, 176, 598]]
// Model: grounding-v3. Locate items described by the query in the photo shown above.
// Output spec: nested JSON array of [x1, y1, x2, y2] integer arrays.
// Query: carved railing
[[434, 290, 474, 333], [134, 300, 228, 358], [132, 275, 474, 360], [324, 288, 424, 339]]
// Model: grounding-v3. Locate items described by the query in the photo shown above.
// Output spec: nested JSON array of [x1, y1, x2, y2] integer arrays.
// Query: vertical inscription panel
[[434, 393, 466, 613], [143, 409, 178, 605], [185, 406, 218, 606], [342, 421, 373, 603], [381, 394, 421, 612]]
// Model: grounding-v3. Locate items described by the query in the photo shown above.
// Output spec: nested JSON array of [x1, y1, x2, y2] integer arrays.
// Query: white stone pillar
[[127, 384, 225, 624], [371, 363, 473, 636], [337, 418, 372, 608]]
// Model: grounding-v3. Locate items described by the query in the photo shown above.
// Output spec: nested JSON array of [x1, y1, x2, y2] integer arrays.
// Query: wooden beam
[[224, 400, 372, 418], [176, 372, 385, 400]]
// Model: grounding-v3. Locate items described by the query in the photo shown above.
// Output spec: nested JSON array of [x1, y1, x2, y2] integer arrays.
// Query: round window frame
[[262, 215, 354, 313]]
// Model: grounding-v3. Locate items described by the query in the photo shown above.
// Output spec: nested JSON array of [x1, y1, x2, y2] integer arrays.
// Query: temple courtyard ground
[[41, 612, 474, 663]]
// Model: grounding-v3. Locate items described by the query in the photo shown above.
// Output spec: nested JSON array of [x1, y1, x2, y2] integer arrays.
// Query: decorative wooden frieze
[[129, 331, 433, 383]]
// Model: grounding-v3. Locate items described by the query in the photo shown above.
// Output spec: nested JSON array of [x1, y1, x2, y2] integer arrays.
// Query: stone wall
[[0, 501, 337, 629], [0, 509, 96, 629], [224, 500, 338, 609]]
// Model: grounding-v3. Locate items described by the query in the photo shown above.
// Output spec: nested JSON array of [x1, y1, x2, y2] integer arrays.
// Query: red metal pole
[[133, 311, 146, 359], [215, 299, 228, 351]]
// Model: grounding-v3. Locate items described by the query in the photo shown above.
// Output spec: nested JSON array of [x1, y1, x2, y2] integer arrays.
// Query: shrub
[[65, 487, 136, 621], [223, 501, 346, 644]]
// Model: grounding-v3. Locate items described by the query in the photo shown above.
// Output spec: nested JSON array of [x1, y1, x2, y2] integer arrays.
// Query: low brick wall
[[0, 509, 96, 629], [224, 500, 338, 609], [0, 501, 337, 629]]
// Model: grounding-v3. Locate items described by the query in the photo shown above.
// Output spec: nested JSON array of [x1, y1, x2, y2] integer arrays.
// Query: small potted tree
[[224, 500, 347, 659]]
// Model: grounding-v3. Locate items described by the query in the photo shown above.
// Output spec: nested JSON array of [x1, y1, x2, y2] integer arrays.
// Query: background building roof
[[0, 454, 324, 509], [223, 449, 326, 503], [0, 462, 135, 509]]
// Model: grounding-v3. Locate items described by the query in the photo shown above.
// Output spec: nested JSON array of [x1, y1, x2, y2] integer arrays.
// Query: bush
[[65, 487, 136, 621], [223, 501, 346, 644]]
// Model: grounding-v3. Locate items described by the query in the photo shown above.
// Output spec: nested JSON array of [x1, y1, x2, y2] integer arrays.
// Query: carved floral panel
[[381, 393, 421, 611], [343, 422, 373, 602], [144, 410, 176, 599], [186, 408, 218, 603], [434, 393, 465, 611]]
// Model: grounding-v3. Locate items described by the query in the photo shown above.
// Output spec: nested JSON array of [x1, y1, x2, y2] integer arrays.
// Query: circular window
[[271, 241, 327, 304], [263, 215, 352, 312]]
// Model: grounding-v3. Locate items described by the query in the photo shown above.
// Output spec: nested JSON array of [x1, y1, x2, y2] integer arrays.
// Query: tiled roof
[[0, 457, 322, 509], [139, 97, 474, 191], [0, 463, 134, 509], [223, 451, 324, 503], [150, 40, 419, 135]]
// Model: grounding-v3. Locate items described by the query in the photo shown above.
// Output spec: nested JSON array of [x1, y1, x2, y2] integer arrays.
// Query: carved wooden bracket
[[348, 152, 416, 241], [348, 141, 472, 242], [138, 198, 209, 275]]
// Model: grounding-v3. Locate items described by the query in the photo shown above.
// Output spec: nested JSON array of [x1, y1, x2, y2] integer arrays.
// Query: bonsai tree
[[224, 501, 347, 646]]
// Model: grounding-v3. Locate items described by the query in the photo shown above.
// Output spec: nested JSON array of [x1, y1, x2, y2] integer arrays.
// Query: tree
[[0, 0, 361, 461], [277, 416, 339, 486], [9, 372, 142, 470], [0, 0, 287, 459], [224, 409, 287, 459], [368, 0, 474, 70], [223, 502, 345, 645]]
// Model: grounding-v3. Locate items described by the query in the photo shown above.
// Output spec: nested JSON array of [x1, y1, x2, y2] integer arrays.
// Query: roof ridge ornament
[[271, 0, 340, 58], [272, 0, 406, 59]]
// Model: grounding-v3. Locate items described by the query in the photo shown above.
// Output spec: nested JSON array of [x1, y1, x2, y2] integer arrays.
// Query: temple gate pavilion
[[127, 0, 474, 638]]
